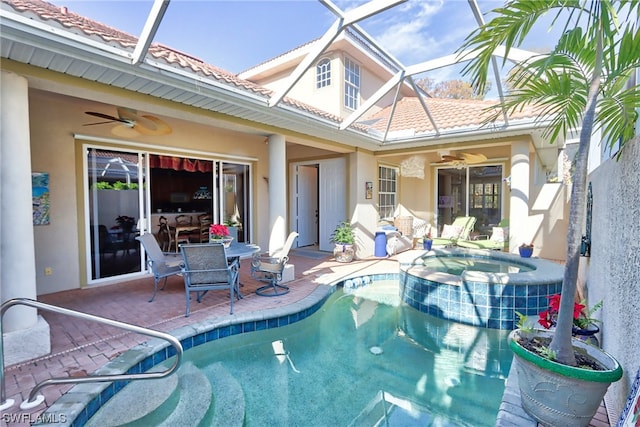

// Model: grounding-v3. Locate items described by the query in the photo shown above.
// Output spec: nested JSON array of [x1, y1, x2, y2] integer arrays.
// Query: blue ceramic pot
[[519, 246, 533, 257]]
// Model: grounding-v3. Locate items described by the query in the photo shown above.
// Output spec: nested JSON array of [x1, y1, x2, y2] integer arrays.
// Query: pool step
[[156, 362, 212, 426], [198, 362, 246, 427], [85, 362, 211, 426]]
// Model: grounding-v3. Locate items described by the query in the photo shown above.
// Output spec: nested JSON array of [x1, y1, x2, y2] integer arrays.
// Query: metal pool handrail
[[1, 298, 183, 411]]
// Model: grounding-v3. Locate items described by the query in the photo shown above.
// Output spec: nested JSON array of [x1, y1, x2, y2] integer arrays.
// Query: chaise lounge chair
[[431, 216, 477, 247], [456, 219, 509, 251]]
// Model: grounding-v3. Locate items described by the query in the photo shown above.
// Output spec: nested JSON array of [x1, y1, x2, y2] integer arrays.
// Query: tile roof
[[364, 96, 543, 135]]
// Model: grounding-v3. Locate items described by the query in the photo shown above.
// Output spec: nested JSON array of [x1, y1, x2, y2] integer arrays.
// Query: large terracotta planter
[[509, 329, 622, 427]]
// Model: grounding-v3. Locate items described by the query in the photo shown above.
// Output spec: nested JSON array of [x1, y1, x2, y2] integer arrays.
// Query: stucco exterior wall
[[28, 89, 269, 295], [587, 136, 640, 422], [528, 183, 569, 260], [29, 92, 83, 296], [254, 52, 395, 121], [280, 53, 343, 118], [397, 161, 435, 224]]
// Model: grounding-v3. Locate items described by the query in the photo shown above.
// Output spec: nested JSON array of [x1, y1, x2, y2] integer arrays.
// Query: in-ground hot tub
[[397, 247, 564, 329]]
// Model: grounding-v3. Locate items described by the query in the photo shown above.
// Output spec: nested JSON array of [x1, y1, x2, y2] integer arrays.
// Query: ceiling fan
[[83, 107, 172, 136], [436, 152, 487, 167], [437, 152, 488, 163]]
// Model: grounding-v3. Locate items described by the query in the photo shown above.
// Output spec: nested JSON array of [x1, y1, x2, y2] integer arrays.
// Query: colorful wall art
[[32, 172, 50, 225]]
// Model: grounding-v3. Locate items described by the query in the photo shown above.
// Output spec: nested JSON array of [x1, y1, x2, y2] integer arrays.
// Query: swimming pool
[[85, 279, 512, 426]]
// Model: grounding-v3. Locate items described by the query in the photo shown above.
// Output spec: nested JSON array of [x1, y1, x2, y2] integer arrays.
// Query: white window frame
[[378, 165, 398, 220], [316, 58, 331, 89], [344, 57, 360, 110]]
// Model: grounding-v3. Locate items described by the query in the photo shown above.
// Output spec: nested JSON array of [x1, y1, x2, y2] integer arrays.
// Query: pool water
[[422, 255, 534, 275], [94, 280, 513, 426]]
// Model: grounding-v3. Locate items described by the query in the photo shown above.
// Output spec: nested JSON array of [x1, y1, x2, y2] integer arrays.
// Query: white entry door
[[291, 158, 347, 252], [318, 158, 347, 251], [295, 165, 318, 246]]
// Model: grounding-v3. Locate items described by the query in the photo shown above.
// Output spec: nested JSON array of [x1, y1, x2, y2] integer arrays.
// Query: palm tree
[[459, 0, 639, 365]]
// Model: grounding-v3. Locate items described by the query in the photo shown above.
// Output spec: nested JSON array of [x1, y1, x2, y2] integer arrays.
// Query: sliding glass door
[[86, 147, 146, 281], [436, 167, 467, 229], [84, 147, 252, 284], [436, 165, 503, 236], [218, 162, 250, 243], [468, 166, 503, 236]]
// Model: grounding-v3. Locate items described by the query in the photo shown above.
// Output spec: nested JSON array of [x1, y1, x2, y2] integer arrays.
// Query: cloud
[[361, 1, 479, 71]]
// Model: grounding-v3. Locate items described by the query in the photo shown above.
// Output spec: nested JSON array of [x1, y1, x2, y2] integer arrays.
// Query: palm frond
[[596, 89, 640, 148], [459, 0, 571, 95]]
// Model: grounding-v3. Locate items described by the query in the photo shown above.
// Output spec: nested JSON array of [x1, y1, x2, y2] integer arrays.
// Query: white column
[[349, 150, 377, 258], [267, 134, 287, 254], [509, 140, 531, 253], [1, 71, 50, 365]]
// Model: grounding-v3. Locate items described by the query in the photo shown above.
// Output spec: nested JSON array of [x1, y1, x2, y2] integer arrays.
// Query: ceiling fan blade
[[440, 155, 464, 162], [85, 111, 130, 124], [460, 153, 488, 164], [83, 120, 117, 126]]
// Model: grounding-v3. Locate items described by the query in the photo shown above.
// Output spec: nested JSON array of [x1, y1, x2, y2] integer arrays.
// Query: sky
[[53, 0, 563, 85]]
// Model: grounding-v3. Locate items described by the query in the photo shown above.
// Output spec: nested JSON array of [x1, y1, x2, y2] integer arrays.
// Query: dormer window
[[344, 57, 360, 110], [316, 58, 331, 89]]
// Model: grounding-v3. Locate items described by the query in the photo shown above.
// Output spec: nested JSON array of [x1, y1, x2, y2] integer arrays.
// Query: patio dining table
[[225, 242, 260, 260], [225, 242, 260, 297]]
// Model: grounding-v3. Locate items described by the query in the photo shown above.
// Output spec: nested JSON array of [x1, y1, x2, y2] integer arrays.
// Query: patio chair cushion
[[441, 224, 463, 239], [492, 226, 508, 242], [385, 231, 413, 255]]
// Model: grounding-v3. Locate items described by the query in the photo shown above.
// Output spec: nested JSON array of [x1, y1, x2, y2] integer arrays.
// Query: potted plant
[[209, 223, 233, 248], [331, 221, 355, 263], [460, 1, 637, 424], [538, 294, 603, 346], [422, 229, 433, 251], [518, 242, 534, 258], [508, 327, 622, 426], [115, 215, 136, 232]]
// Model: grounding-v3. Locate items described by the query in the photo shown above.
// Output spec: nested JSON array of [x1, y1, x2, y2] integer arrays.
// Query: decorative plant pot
[[550, 320, 601, 346], [519, 246, 533, 257], [423, 239, 433, 251], [509, 329, 622, 427], [210, 236, 234, 248], [572, 323, 600, 347], [333, 243, 354, 263]]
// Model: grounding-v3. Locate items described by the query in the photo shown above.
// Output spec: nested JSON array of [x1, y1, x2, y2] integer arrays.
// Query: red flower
[[538, 293, 588, 329], [209, 224, 229, 238], [573, 302, 586, 319], [538, 310, 553, 329], [547, 294, 561, 312]]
